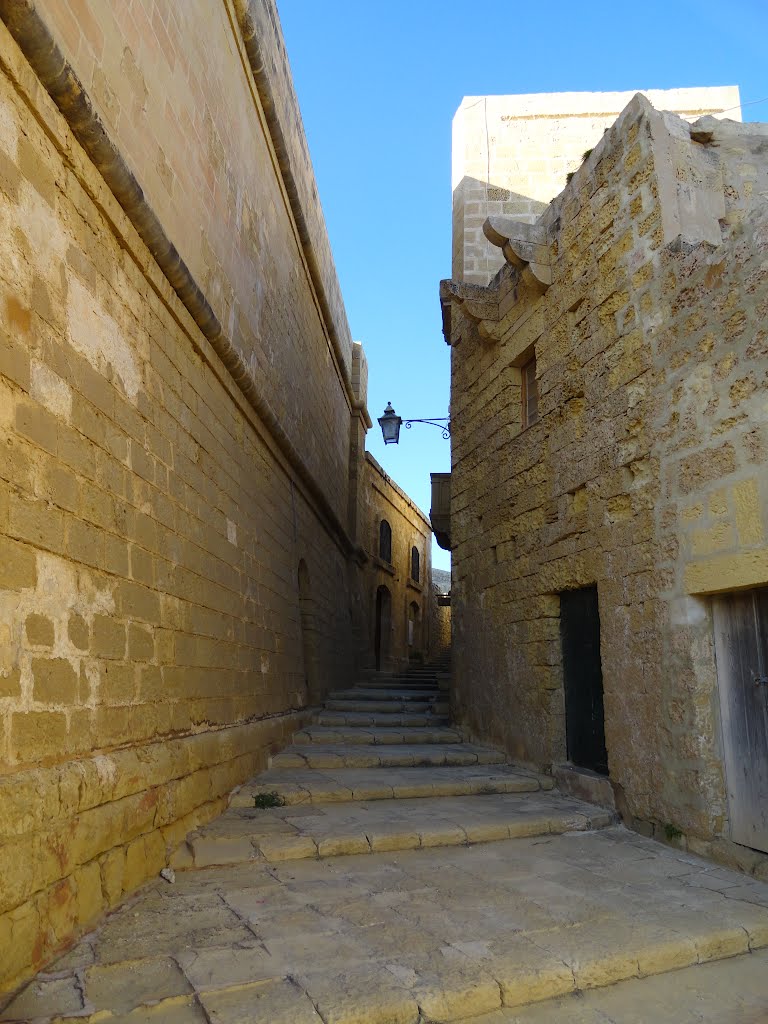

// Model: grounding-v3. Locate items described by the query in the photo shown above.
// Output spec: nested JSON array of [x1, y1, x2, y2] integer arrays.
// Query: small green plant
[[663, 823, 683, 842], [253, 791, 285, 809], [566, 171, 575, 185], [582, 148, 593, 160]]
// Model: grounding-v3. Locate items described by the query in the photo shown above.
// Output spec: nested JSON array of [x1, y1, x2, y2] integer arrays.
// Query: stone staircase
[[7, 664, 768, 1023], [172, 665, 615, 870]]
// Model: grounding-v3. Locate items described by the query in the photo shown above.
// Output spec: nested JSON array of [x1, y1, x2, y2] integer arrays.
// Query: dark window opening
[[379, 519, 392, 563], [411, 546, 420, 582], [521, 355, 538, 428]]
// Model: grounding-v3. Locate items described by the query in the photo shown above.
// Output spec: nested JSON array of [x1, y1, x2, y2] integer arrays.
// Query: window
[[410, 546, 420, 583], [379, 519, 392, 563], [521, 355, 538, 428]]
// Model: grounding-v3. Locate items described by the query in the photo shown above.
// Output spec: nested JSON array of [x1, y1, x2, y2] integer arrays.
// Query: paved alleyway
[[3, 667, 768, 1023]]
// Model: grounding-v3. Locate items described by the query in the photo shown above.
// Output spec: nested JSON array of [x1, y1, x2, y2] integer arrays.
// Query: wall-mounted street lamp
[[377, 402, 450, 444]]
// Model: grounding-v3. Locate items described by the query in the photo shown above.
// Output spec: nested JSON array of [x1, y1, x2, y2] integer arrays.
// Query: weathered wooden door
[[560, 586, 609, 775], [713, 588, 768, 853]]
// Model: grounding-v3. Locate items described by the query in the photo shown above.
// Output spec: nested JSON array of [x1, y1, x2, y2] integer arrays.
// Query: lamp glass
[[378, 404, 402, 445]]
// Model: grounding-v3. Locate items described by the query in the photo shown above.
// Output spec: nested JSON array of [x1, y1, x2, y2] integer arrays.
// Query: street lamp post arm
[[403, 418, 450, 439]]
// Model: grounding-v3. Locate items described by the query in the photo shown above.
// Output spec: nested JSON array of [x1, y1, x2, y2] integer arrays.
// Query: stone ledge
[[553, 763, 616, 811]]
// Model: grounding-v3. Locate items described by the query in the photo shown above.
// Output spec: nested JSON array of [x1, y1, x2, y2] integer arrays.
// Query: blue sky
[[279, 1, 767, 572]]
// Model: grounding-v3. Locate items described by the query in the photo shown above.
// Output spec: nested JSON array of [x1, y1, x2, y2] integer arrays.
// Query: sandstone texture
[[443, 93, 768, 864], [0, 1, 435, 991], [452, 86, 741, 284]]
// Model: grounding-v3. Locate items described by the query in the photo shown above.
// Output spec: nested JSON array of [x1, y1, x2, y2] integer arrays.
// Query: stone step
[[378, 671, 439, 679], [315, 710, 450, 727], [325, 698, 449, 714], [328, 687, 443, 701], [270, 742, 506, 770], [175, 792, 615, 869], [358, 678, 440, 686], [469, 947, 768, 1023], [23, 828, 768, 1024], [229, 763, 555, 807], [292, 725, 464, 746]]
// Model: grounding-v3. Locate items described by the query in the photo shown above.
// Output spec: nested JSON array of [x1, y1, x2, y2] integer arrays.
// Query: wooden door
[[713, 588, 768, 853], [561, 586, 609, 775]]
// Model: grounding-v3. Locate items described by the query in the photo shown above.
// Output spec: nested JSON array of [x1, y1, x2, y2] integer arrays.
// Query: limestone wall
[[429, 597, 452, 663], [0, 3, 361, 993], [30, 0, 354, 525], [452, 87, 741, 285], [360, 455, 434, 671], [444, 95, 768, 850]]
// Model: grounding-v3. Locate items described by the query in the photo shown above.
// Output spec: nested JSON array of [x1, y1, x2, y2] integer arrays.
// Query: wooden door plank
[[713, 589, 768, 853]]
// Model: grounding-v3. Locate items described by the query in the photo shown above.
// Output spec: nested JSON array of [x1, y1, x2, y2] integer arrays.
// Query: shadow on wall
[[298, 560, 321, 702]]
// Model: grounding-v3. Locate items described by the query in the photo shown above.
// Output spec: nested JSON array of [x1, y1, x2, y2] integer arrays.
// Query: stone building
[[360, 454, 434, 671], [452, 87, 740, 285], [0, 0, 434, 992], [441, 89, 768, 866]]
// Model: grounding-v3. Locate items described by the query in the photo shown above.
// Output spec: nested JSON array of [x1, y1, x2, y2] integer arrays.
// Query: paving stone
[[83, 998, 209, 1023], [293, 963, 418, 1024], [174, 946, 279, 992], [199, 979, 323, 1024], [84, 958, 192, 1015], [92, 900, 255, 965], [15, 831, 766, 1023], [0, 977, 83, 1021]]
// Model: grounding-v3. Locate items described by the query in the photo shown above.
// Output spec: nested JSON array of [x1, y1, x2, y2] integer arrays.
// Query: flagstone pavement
[[3, 667, 768, 1023]]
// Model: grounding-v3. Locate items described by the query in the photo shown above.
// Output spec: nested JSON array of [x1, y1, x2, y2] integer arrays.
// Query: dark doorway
[[560, 586, 608, 775], [713, 587, 768, 853], [375, 585, 391, 671]]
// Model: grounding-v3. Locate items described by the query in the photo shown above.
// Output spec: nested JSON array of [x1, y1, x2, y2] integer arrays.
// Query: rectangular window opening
[[521, 355, 538, 428]]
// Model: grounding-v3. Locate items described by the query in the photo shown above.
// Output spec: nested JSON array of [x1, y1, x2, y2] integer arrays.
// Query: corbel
[[439, 279, 502, 346], [483, 216, 552, 293]]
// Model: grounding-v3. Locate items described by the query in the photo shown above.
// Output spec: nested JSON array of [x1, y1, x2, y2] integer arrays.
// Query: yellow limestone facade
[[442, 93, 768, 867], [0, 0, 434, 992], [452, 86, 741, 284]]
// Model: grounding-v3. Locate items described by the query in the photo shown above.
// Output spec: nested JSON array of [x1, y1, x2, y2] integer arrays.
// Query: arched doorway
[[298, 560, 320, 701], [374, 585, 391, 671]]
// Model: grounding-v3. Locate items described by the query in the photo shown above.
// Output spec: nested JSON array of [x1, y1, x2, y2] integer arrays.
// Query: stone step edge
[[269, 748, 507, 769], [324, 701, 449, 712], [47, 929, 767, 1024], [229, 772, 554, 807], [458, 946, 768, 1024], [172, 808, 617, 871], [314, 714, 451, 726], [292, 728, 465, 746], [327, 696, 443, 706]]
